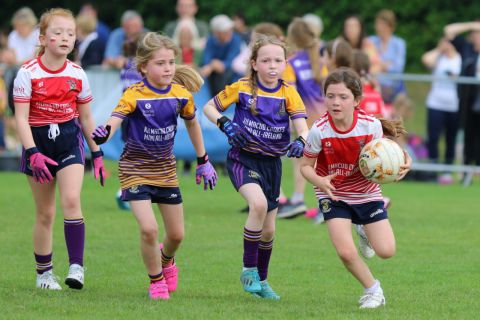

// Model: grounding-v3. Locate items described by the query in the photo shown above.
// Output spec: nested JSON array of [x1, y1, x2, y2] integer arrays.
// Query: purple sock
[[243, 227, 262, 268], [257, 240, 273, 281], [64, 218, 85, 266], [34, 252, 53, 274]]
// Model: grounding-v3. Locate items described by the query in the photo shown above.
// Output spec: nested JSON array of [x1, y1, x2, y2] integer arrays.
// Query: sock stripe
[[161, 250, 174, 267], [244, 228, 262, 241], [64, 218, 84, 225], [149, 272, 165, 283], [259, 240, 274, 250]]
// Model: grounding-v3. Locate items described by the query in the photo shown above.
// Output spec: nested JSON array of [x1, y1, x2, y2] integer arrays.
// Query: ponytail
[[173, 64, 204, 92], [379, 118, 407, 138]]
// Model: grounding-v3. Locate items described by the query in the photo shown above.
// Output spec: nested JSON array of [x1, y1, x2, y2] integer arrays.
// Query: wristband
[[197, 153, 209, 165], [92, 149, 104, 159], [25, 147, 39, 159], [217, 116, 230, 131]]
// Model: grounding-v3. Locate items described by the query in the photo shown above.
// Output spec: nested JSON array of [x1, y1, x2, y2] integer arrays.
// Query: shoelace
[[48, 124, 60, 141]]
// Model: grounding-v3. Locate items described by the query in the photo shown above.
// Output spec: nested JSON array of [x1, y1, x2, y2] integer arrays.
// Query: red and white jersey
[[304, 109, 384, 204], [13, 57, 93, 126]]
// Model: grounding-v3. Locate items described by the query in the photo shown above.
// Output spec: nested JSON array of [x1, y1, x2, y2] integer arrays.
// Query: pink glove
[[92, 150, 105, 186], [27, 147, 58, 184], [195, 154, 217, 190]]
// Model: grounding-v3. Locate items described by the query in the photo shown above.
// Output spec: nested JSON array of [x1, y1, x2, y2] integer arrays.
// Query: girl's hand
[[396, 150, 412, 181], [316, 173, 337, 201]]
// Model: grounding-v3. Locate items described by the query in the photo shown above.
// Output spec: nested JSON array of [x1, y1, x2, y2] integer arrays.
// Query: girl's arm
[[14, 102, 35, 149], [300, 156, 337, 201], [203, 98, 223, 125], [78, 103, 101, 152], [421, 47, 440, 70], [184, 117, 206, 157], [291, 117, 309, 141]]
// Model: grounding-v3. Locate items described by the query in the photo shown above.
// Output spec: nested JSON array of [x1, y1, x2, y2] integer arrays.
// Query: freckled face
[[40, 16, 76, 56]]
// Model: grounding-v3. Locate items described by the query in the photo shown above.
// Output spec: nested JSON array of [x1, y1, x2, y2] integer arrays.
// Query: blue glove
[[217, 116, 248, 148], [287, 136, 306, 158]]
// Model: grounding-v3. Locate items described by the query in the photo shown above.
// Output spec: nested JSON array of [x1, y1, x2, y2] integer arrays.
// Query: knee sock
[[257, 239, 273, 281], [64, 218, 85, 266], [34, 252, 53, 274], [243, 227, 262, 268]]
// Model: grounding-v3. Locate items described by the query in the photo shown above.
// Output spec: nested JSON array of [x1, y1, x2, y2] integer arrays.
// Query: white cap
[[210, 14, 234, 32]]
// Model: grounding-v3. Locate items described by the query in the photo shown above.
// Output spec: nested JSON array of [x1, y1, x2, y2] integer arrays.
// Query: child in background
[[277, 17, 324, 219], [301, 68, 411, 308], [204, 34, 309, 299], [13, 8, 104, 290], [92, 32, 217, 300]]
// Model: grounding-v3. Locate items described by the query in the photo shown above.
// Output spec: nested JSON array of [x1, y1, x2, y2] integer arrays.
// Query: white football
[[358, 138, 406, 184]]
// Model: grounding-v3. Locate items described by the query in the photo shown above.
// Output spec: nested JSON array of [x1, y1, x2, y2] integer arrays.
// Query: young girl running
[[91, 32, 217, 300], [203, 34, 309, 300], [13, 8, 104, 290], [300, 68, 411, 308]]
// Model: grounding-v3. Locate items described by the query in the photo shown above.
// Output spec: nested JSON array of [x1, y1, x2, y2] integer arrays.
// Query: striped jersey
[[304, 109, 384, 204], [214, 78, 307, 157], [13, 57, 92, 126], [283, 50, 324, 110], [112, 79, 196, 189]]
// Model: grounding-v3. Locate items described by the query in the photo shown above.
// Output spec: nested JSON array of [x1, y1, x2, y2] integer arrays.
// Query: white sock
[[365, 280, 380, 294], [291, 193, 304, 204]]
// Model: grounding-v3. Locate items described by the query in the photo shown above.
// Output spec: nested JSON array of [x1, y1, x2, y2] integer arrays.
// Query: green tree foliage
[[1, 0, 480, 71]]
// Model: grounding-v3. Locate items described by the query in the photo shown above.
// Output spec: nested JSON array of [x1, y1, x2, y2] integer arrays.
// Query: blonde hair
[[135, 32, 203, 92], [12, 7, 37, 28], [76, 14, 97, 35], [253, 23, 284, 40], [248, 34, 287, 115], [287, 17, 322, 83], [37, 8, 75, 56]]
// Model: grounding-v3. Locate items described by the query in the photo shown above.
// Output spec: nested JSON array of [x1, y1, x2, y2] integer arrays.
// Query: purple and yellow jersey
[[112, 79, 196, 189], [283, 50, 324, 110], [214, 78, 306, 157]]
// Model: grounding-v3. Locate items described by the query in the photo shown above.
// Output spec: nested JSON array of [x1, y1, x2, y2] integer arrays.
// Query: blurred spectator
[[78, 3, 110, 46], [172, 19, 201, 67], [232, 22, 284, 76], [75, 14, 105, 69], [422, 37, 461, 183], [341, 15, 381, 73], [0, 69, 6, 151], [444, 21, 480, 166], [7, 7, 39, 65], [232, 12, 251, 45], [352, 50, 386, 118], [200, 14, 242, 97], [164, 0, 208, 51], [369, 9, 406, 104], [103, 10, 145, 69], [320, 39, 353, 72]]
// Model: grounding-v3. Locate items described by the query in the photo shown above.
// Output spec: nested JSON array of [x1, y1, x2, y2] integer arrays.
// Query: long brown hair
[[37, 8, 75, 57], [324, 68, 406, 137], [135, 32, 203, 92], [247, 34, 287, 115]]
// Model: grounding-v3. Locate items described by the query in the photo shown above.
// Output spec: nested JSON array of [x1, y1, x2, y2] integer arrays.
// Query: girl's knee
[[249, 201, 268, 216], [375, 243, 396, 259], [36, 209, 55, 226], [166, 230, 184, 244], [61, 194, 81, 213], [261, 228, 275, 241], [337, 248, 358, 264], [140, 226, 158, 244]]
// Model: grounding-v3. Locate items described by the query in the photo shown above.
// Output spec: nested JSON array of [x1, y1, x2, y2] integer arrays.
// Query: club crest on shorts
[[248, 170, 260, 180], [129, 185, 139, 194], [320, 199, 332, 213]]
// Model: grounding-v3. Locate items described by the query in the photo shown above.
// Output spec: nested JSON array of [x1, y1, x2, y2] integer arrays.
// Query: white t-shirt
[[426, 54, 461, 112], [8, 28, 40, 64]]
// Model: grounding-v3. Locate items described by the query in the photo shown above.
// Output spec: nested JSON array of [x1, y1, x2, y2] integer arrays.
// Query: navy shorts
[[21, 119, 85, 177], [227, 148, 282, 212], [319, 198, 388, 225], [121, 185, 183, 204]]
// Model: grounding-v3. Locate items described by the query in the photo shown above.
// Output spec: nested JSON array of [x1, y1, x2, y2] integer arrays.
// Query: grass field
[[1, 159, 479, 320]]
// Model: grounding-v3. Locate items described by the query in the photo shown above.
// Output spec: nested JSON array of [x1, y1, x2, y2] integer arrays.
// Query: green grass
[[1, 160, 479, 320]]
